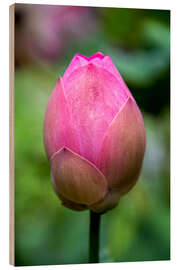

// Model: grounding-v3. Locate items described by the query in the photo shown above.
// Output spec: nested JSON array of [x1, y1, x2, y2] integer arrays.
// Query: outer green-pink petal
[[89, 190, 121, 213], [96, 97, 146, 195], [51, 147, 108, 205], [50, 183, 87, 211]]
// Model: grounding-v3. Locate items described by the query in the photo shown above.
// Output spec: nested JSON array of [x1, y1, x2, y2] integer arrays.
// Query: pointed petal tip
[[57, 76, 61, 83], [74, 52, 105, 61], [88, 52, 105, 60], [73, 53, 87, 60], [53, 77, 65, 94]]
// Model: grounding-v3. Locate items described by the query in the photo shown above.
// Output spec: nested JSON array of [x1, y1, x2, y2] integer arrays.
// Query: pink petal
[[43, 78, 78, 160], [63, 63, 128, 164], [51, 147, 108, 205], [96, 97, 146, 195]]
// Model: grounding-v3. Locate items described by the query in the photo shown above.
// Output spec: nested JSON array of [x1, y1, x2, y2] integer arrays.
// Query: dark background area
[[14, 4, 170, 266]]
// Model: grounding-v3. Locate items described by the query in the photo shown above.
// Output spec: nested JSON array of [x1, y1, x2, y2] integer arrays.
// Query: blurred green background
[[14, 4, 170, 266]]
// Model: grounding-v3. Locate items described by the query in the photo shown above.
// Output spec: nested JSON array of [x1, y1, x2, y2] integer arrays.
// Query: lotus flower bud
[[44, 52, 146, 213]]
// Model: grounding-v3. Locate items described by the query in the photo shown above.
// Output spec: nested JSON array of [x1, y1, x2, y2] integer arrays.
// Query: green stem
[[89, 210, 101, 263]]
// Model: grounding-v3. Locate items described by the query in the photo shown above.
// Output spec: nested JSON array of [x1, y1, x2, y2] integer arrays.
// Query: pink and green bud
[[43, 52, 146, 213]]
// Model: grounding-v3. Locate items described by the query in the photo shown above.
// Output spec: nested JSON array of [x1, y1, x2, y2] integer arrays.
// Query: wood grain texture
[[9, 4, 15, 266]]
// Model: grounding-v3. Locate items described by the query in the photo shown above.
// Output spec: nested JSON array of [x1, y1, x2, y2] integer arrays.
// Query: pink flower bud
[[44, 52, 146, 213]]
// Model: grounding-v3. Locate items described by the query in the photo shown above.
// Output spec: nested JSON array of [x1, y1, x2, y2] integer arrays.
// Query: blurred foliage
[[14, 4, 170, 266]]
